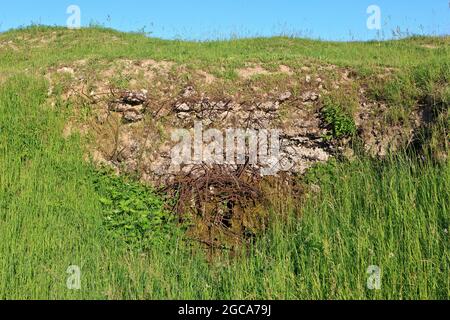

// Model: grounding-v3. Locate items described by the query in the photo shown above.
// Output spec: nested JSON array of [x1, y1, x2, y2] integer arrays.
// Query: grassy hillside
[[0, 26, 448, 85], [0, 27, 449, 299]]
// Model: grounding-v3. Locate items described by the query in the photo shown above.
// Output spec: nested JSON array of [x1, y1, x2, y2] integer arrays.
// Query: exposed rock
[[259, 101, 280, 112], [278, 91, 292, 102], [108, 90, 148, 122], [110, 104, 144, 113], [153, 92, 333, 178], [175, 102, 191, 112], [301, 91, 319, 102], [118, 90, 148, 105], [49, 58, 431, 185], [177, 112, 191, 120], [182, 86, 196, 98], [124, 111, 144, 123]]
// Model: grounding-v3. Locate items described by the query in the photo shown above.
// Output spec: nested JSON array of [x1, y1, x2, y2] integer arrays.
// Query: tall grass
[[290, 157, 449, 299], [0, 75, 448, 299]]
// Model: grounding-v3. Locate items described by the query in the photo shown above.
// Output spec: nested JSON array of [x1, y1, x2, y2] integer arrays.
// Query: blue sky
[[1, 0, 449, 40]]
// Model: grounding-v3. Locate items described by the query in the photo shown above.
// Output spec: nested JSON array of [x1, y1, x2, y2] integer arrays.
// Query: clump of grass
[[369, 60, 450, 123]]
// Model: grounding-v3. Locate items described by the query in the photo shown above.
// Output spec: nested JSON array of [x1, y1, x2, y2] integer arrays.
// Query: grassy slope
[[1, 26, 449, 75], [0, 27, 449, 299]]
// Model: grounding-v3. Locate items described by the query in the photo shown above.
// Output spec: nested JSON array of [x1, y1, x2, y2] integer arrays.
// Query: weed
[[92, 167, 180, 250], [321, 97, 357, 139]]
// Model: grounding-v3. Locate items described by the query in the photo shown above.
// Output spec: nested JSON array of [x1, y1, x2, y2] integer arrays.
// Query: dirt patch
[[279, 65, 294, 75], [237, 65, 271, 79], [197, 70, 216, 84], [237, 64, 295, 79], [421, 44, 439, 49]]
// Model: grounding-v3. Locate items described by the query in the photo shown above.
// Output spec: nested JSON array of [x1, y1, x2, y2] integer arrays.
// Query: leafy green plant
[[92, 167, 179, 250], [321, 98, 357, 139]]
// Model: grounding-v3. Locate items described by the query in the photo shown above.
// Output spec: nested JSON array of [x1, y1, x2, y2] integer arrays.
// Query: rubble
[[301, 91, 319, 102], [108, 89, 148, 122]]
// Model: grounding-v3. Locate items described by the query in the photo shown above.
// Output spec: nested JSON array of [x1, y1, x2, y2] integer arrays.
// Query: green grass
[[369, 60, 450, 123], [0, 27, 449, 299], [298, 158, 449, 299], [1, 74, 448, 299], [0, 26, 448, 76]]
